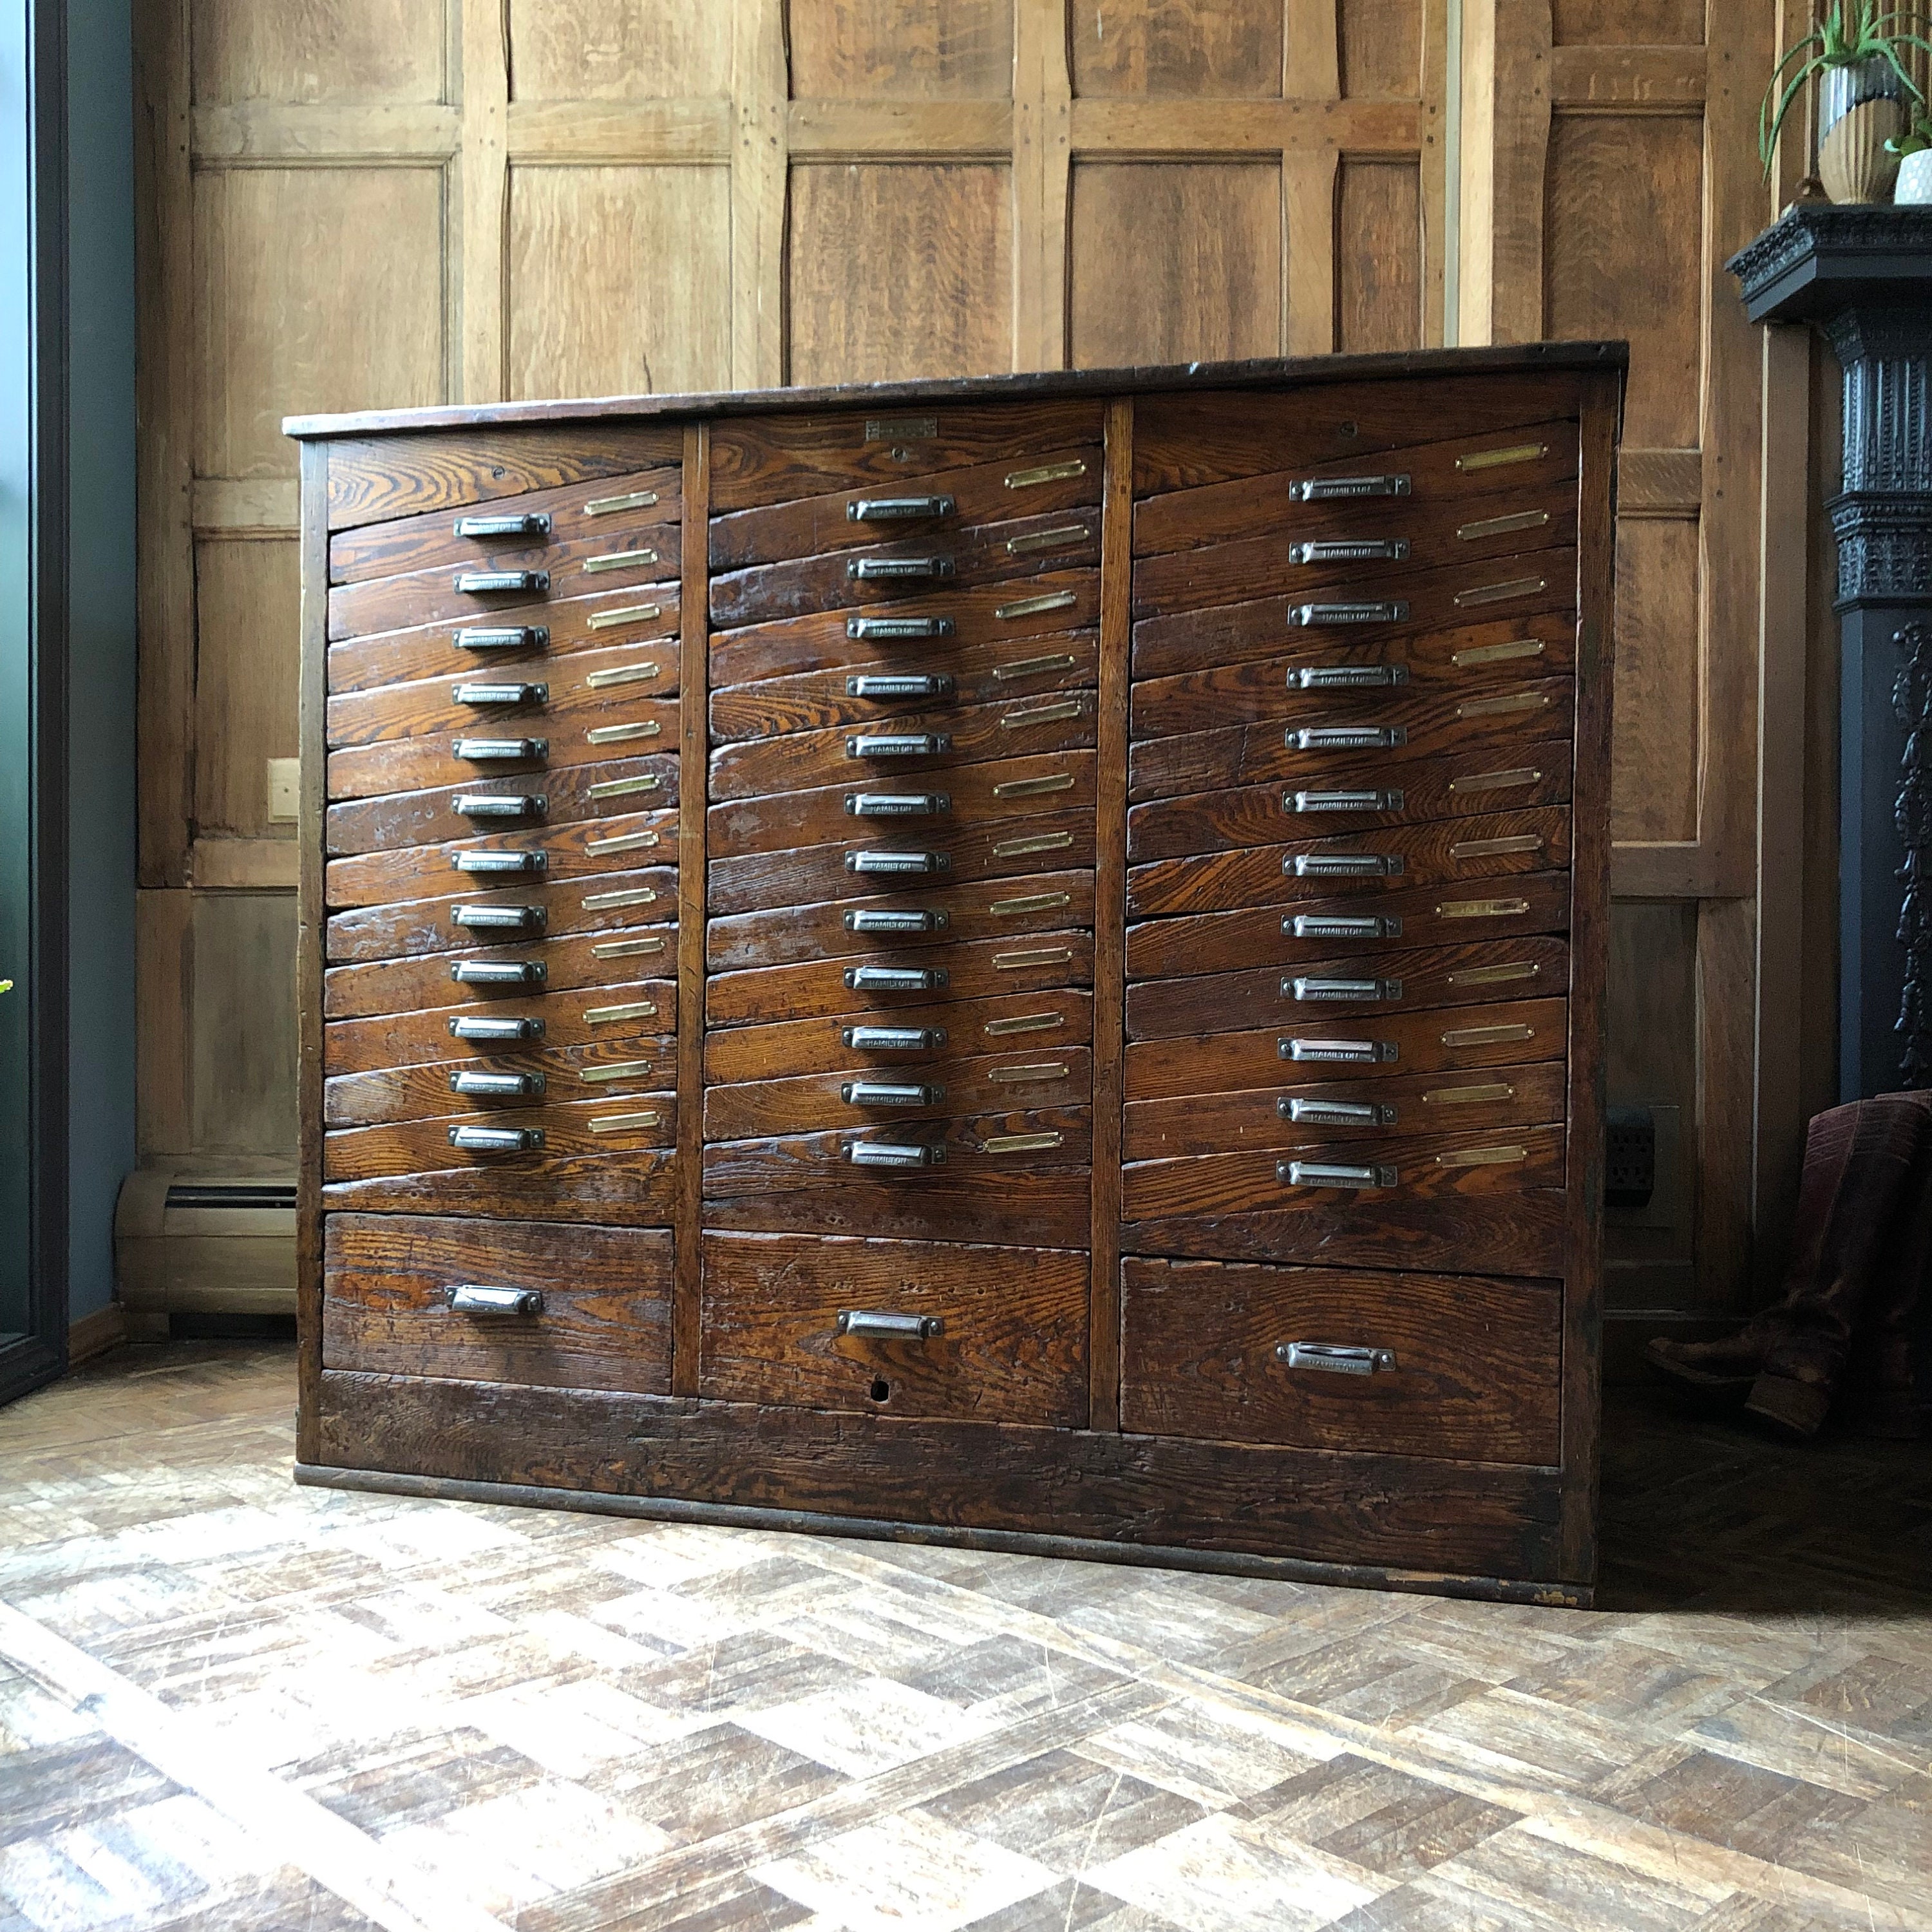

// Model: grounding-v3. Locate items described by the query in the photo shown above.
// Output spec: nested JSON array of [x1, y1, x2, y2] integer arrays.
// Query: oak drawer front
[[324, 934, 676, 1023], [1124, 938, 1568, 1041], [1133, 484, 1577, 622], [326, 983, 674, 1077], [1128, 808, 1570, 920], [708, 811, 1097, 918], [712, 574, 1099, 686], [1119, 1256, 1560, 1464], [703, 989, 1094, 1084], [706, 869, 1095, 972], [322, 1213, 672, 1394], [326, 866, 676, 965], [327, 1039, 676, 1126], [1132, 550, 1576, 684], [328, 641, 681, 746], [330, 467, 682, 585], [327, 755, 676, 858], [325, 1094, 677, 1182], [1124, 997, 1566, 1102], [1128, 746, 1574, 866], [704, 1047, 1093, 1139], [329, 587, 681, 695], [699, 1231, 1088, 1426], [1122, 1059, 1567, 1162], [323, 1152, 679, 1226], [708, 932, 1094, 1029], [709, 692, 1099, 800], [709, 400, 1106, 511], [1134, 418, 1580, 558], [712, 631, 1098, 743], [712, 512, 1102, 631], [1130, 679, 1575, 805], [710, 444, 1101, 570], [1130, 614, 1575, 743], [325, 810, 676, 912], [328, 519, 682, 641], [707, 751, 1097, 860], [329, 698, 677, 802]]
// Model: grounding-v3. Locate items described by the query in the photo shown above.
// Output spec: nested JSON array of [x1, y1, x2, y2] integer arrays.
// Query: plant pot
[[1897, 149, 1932, 205], [1820, 96, 1905, 202]]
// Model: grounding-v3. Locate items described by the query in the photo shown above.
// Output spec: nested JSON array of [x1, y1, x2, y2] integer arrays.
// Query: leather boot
[[1842, 1090, 1932, 1439], [1646, 1096, 1931, 1439]]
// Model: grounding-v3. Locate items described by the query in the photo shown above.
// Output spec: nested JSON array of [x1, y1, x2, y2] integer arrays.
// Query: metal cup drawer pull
[[451, 960, 545, 986], [451, 904, 544, 934], [583, 661, 660, 691], [452, 849, 545, 875], [449, 1014, 544, 1041], [1291, 852, 1403, 878], [847, 674, 954, 699], [1281, 1037, 1398, 1063], [848, 616, 954, 641], [583, 547, 658, 575], [453, 681, 547, 706], [840, 1081, 942, 1106], [848, 495, 956, 520], [455, 738, 547, 762], [846, 908, 947, 934], [587, 1111, 661, 1135], [454, 511, 551, 540], [844, 1024, 947, 1050], [1289, 538, 1410, 565], [1289, 724, 1406, 752], [1457, 441, 1549, 472], [1276, 1341, 1397, 1374], [1454, 577, 1548, 609], [847, 849, 949, 876], [450, 1070, 544, 1099], [1289, 913, 1402, 940], [1287, 601, 1411, 627], [448, 1284, 543, 1316], [455, 793, 544, 820], [1280, 1160, 1398, 1189], [456, 569, 549, 596], [1293, 663, 1408, 690], [984, 1131, 1065, 1154], [849, 556, 954, 581], [1459, 507, 1551, 542], [1006, 524, 1090, 556], [845, 965, 948, 990], [1287, 975, 1404, 1003], [450, 1124, 545, 1152], [847, 733, 952, 759], [1289, 474, 1411, 502], [584, 487, 659, 516], [846, 793, 949, 817], [1287, 788, 1404, 815], [1282, 1096, 1397, 1126], [837, 1308, 944, 1338], [1001, 699, 1084, 730], [846, 1141, 944, 1168], [457, 625, 549, 652]]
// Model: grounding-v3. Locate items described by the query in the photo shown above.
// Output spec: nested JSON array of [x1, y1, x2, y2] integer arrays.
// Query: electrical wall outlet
[[267, 758, 300, 823]]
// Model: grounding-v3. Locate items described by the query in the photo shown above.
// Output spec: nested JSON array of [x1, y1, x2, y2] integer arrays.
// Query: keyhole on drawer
[[869, 1377, 892, 1404]]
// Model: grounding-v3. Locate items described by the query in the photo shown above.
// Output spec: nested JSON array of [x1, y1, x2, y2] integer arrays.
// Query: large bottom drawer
[[1119, 1256, 1560, 1464], [699, 1231, 1088, 1426], [322, 1213, 672, 1393]]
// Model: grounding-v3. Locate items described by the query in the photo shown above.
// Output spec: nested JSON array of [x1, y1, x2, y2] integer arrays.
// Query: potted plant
[[1890, 108, 1932, 200], [1760, 3, 1932, 204]]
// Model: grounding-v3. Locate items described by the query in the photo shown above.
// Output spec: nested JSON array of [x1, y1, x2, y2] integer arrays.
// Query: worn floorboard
[[0, 1343, 1926, 1932]]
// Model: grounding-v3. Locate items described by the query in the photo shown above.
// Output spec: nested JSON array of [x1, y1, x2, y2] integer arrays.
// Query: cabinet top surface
[[283, 341, 1628, 442]]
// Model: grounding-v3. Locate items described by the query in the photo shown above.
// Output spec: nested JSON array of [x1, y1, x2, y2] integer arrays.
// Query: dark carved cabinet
[[289, 345, 1624, 1605]]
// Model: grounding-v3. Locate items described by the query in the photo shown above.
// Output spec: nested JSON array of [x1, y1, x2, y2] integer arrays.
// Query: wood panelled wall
[[134, 0, 1814, 1328]]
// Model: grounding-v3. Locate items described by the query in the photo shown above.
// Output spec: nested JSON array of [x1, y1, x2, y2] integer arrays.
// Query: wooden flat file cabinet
[[290, 345, 1624, 1606]]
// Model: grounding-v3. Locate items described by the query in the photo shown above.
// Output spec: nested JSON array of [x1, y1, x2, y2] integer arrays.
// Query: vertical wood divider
[[1560, 370, 1619, 1587], [295, 440, 331, 1466], [1089, 397, 1133, 1432], [673, 422, 712, 1398], [1012, 0, 1072, 373], [457, 0, 509, 402]]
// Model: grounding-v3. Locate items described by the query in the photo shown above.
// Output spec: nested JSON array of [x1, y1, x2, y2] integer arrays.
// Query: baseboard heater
[[114, 1168, 298, 1318]]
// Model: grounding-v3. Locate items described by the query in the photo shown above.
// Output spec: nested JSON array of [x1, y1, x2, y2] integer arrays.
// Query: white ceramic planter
[[1897, 149, 1932, 205]]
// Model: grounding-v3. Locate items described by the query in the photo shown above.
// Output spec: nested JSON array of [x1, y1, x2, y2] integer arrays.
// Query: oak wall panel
[[789, 0, 1013, 97], [189, 895, 298, 1157], [506, 1, 732, 100], [1609, 516, 1700, 846], [788, 164, 1012, 385], [1068, 1, 1283, 97], [190, 0, 446, 102], [1337, 159, 1422, 353], [1550, 0, 1705, 44], [1340, 0, 1423, 97], [193, 540, 300, 839], [1069, 163, 1282, 366], [507, 166, 733, 399]]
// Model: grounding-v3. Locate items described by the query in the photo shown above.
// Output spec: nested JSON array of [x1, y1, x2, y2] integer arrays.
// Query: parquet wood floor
[[0, 1343, 1926, 1932]]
